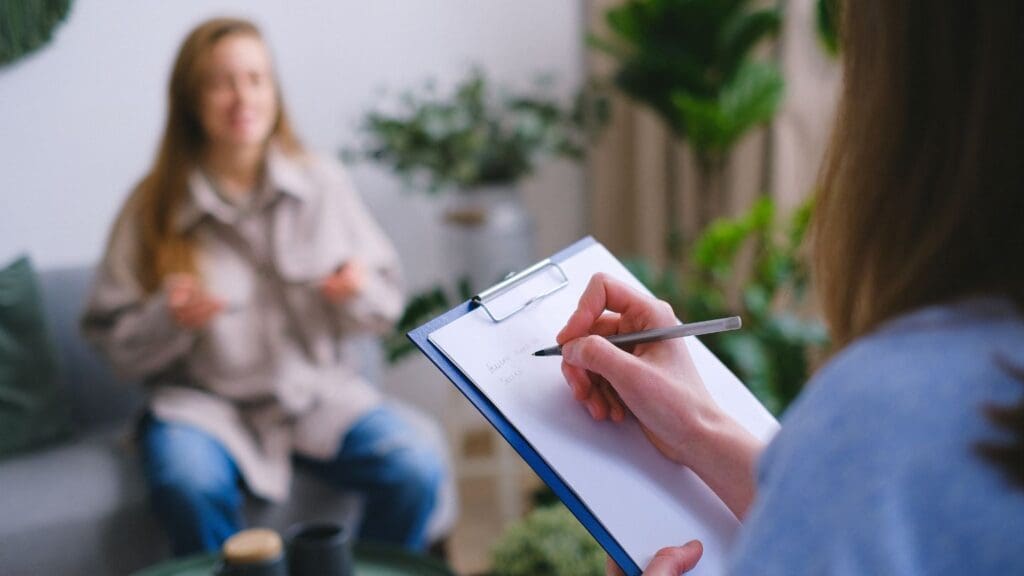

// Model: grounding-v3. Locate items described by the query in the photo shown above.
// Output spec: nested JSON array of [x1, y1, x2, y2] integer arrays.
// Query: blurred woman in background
[[83, 17, 442, 556]]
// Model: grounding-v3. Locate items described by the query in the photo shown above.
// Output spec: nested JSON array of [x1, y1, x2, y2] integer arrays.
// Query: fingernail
[[682, 540, 702, 554]]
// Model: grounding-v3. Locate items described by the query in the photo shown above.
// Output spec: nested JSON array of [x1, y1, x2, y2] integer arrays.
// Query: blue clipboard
[[407, 236, 642, 575]]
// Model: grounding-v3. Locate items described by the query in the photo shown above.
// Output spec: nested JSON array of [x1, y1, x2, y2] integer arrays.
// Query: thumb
[[562, 335, 640, 386], [644, 541, 703, 575]]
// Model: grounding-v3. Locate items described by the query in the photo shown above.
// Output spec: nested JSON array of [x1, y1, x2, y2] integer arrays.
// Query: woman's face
[[197, 34, 278, 150]]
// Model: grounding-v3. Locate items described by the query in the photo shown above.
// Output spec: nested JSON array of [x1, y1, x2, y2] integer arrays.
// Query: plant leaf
[[817, 0, 841, 56], [718, 8, 782, 79], [672, 60, 783, 155]]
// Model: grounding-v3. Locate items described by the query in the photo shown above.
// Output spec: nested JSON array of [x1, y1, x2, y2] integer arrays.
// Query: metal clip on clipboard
[[472, 259, 570, 323]]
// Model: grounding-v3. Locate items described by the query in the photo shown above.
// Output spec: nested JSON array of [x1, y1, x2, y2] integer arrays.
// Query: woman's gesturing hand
[[165, 274, 225, 330], [320, 260, 366, 303]]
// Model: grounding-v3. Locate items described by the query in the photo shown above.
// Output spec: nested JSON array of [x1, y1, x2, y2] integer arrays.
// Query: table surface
[[131, 543, 456, 576]]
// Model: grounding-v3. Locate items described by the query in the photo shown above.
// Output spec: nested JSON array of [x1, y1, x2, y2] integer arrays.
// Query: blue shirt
[[730, 297, 1024, 575]]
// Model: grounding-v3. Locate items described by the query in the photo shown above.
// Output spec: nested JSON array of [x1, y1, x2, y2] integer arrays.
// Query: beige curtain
[[585, 0, 840, 264]]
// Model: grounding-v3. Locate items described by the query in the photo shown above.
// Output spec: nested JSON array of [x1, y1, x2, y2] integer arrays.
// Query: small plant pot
[[441, 186, 536, 293]]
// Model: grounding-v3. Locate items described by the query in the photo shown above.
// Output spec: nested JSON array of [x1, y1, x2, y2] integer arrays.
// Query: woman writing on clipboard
[[560, 2, 1024, 574], [82, 18, 442, 556]]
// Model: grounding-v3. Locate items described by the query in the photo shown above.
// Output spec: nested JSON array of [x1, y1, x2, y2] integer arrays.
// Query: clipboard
[[408, 236, 777, 575]]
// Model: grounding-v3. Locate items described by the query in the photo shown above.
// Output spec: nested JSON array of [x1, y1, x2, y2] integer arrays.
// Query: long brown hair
[[132, 17, 302, 292], [814, 2, 1024, 484]]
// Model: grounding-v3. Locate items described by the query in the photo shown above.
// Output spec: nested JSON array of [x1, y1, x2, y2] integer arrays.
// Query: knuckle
[[578, 336, 604, 365], [576, 338, 597, 364], [585, 274, 606, 299]]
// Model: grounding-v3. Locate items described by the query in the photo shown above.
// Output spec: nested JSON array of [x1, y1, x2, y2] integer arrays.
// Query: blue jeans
[[139, 406, 443, 557]]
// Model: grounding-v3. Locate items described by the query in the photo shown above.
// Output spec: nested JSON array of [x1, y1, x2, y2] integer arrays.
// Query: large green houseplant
[[590, 0, 819, 414], [592, 0, 784, 258]]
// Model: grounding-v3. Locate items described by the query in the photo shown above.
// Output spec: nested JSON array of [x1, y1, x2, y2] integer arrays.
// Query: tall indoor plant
[[589, 0, 821, 414], [591, 0, 784, 259]]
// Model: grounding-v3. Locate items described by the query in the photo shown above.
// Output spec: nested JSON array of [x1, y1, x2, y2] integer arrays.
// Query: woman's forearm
[[685, 411, 765, 520]]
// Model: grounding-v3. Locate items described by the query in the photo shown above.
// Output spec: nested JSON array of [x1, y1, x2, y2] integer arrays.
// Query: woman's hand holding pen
[[557, 273, 763, 521], [320, 260, 366, 303], [557, 273, 720, 466], [166, 274, 225, 330]]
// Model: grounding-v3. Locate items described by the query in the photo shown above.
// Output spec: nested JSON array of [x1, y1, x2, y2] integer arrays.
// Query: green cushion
[[0, 256, 71, 458]]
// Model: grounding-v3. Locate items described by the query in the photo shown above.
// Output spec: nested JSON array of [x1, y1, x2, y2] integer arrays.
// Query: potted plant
[[490, 504, 604, 576], [358, 69, 595, 194], [629, 197, 828, 415], [591, 0, 785, 261]]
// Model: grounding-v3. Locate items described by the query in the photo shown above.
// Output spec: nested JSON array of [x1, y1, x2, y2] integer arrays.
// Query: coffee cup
[[213, 528, 287, 576], [285, 521, 353, 576]]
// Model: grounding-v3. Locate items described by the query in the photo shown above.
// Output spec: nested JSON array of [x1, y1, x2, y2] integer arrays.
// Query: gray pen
[[532, 316, 742, 357]]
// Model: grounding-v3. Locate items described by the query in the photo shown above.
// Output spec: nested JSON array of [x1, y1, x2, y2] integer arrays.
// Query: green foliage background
[[816, 0, 841, 56], [1, 0, 72, 67], [355, 69, 606, 193], [591, 0, 784, 164], [629, 198, 827, 415], [491, 505, 605, 576]]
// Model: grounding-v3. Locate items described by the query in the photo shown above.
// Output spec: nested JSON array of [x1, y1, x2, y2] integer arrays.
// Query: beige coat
[[82, 149, 404, 501]]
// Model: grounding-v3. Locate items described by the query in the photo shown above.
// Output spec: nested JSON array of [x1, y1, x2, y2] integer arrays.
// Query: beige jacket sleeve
[[80, 200, 196, 382], [322, 161, 405, 335]]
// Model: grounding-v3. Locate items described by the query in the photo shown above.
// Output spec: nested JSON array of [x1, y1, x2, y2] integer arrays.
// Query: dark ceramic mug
[[285, 521, 353, 576]]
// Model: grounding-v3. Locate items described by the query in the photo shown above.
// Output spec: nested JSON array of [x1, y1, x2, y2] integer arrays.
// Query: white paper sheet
[[429, 242, 779, 574]]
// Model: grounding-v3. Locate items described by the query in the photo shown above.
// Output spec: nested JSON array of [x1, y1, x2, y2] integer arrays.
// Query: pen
[[532, 316, 742, 357]]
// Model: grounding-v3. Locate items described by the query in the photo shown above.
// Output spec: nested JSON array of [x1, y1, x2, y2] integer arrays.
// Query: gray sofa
[[0, 266, 455, 576]]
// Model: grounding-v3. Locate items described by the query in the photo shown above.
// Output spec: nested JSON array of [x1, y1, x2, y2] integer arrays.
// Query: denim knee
[[149, 468, 240, 511], [384, 444, 444, 508], [140, 416, 244, 554], [142, 421, 241, 509]]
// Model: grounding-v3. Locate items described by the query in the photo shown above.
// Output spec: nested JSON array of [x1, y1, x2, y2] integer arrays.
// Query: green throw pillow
[[0, 255, 71, 458]]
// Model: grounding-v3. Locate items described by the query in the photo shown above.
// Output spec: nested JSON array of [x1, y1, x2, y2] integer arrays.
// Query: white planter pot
[[440, 185, 535, 295]]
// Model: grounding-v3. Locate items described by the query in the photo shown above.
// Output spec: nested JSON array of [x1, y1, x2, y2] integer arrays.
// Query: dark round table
[[130, 543, 455, 576]]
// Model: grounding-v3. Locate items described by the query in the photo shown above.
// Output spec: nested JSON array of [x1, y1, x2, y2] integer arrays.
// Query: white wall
[[0, 0, 586, 291]]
